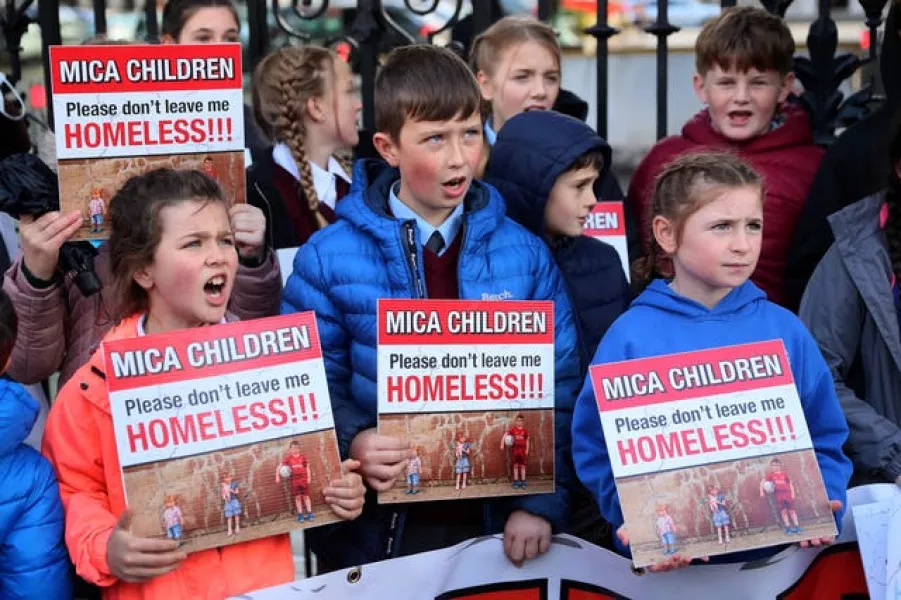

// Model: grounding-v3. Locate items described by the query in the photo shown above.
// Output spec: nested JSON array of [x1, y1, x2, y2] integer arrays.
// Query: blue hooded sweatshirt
[[572, 280, 853, 560], [483, 110, 631, 377], [282, 159, 581, 568], [0, 378, 71, 598]]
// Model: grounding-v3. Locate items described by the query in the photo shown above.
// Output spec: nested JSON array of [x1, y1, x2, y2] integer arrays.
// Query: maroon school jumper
[[422, 233, 463, 300]]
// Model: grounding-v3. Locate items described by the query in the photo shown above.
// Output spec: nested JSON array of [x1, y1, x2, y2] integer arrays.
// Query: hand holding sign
[[798, 500, 842, 549], [107, 510, 186, 583], [616, 526, 704, 573], [350, 428, 413, 492], [229, 203, 265, 261], [20, 211, 83, 280], [323, 459, 366, 520]]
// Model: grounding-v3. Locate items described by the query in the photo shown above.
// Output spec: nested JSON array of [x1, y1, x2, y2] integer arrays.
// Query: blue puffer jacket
[[0, 378, 71, 598], [484, 111, 632, 377], [282, 159, 581, 567]]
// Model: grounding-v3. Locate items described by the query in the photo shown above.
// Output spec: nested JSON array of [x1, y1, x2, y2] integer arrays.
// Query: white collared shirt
[[272, 142, 351, 209]]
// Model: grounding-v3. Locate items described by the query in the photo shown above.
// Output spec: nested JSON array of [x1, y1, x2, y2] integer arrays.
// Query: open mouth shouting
[[727, 110, 754, 127], [203, 274, 229, 306], [442, 176, 468, 199]]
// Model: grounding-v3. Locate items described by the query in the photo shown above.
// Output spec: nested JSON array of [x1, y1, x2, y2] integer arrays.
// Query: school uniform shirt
[[272, 143, 351, 211], [571, 279, 853, 561], [246, 145, 351, 250], [387, 182, 464, 257]]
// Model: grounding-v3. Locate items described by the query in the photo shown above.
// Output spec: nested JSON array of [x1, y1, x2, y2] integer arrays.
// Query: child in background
[[760, 458, 800, 535], [248, 45, 361, 250], [406, 447, 422, 495], [484, 110, 631, 376], [0, 287, 71, 597], [799, 111, 901, 489], [160, 0, 268, 157], [655, 505, 677, 556], [470, 15, 636, 258], [276, 440, 314, 522], [707, 486, 732, 544], [572, 151, 851, 571], [282, 45, 581, 570], [162, 495, 183, 544], [455, 433, 472, 490], [42, 169, 365, 599], [221, 476, 242, 537], [626, 7, 823, 307]]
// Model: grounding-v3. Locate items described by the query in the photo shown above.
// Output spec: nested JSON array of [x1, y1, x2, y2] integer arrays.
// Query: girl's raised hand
[[616, 526, 705, 574], [107, 511, 186, 583], [323, 459, 366, 520], [229, 203, 266, 261]]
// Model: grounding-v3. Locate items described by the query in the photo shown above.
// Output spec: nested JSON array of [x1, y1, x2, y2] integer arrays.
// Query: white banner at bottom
[[237, 484, 898, 600]]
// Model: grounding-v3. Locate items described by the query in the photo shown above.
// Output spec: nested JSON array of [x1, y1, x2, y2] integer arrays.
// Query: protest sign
[[588, 340, 836, 568], [582, 201, 630, 282], [239, 482, 885, 600], [376, 299, 555, 504], [50, 43, 246, 241], [104, 313, 342, 553]]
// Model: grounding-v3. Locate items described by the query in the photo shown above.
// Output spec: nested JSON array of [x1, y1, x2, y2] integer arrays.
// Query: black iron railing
[[0, 0, 886, 143]]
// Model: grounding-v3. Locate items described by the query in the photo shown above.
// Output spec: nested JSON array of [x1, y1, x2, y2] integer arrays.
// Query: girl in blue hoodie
[[571, 151, 852, 571]]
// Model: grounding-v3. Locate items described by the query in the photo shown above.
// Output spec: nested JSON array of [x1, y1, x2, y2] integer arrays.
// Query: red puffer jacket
[[626, 105, 824, 308]]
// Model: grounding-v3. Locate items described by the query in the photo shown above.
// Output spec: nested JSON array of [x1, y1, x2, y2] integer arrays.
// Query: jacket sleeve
[[0, 450, 73, 600], [784, 150, 846, 312], [790, 320, 853, 528], [42, 387, 119, 587], [281, 244, 362, 458], [229, 249, 282, 320], [505, 243, 581, 531], [799, 249, 901, 482], [571, 325, 627, 530], [3, 259, 68, 384]]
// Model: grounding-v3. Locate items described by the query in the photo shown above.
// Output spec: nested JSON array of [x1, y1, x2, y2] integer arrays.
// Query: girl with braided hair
[[246, 46, 361, 251], [800, 109, 901, 490], [572, 150, 851, 571]]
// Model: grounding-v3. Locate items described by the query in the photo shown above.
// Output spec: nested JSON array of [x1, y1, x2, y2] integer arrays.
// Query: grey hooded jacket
[[800, 192, 901, 485]]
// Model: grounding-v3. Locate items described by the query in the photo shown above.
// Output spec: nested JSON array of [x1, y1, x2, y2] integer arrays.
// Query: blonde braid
[[252, 45, 334, 228]]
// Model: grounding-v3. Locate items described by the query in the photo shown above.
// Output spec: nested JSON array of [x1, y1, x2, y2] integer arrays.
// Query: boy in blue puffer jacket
[[282, 44, 581, 569], [0, 287, 71, 598], [483, 110, 631, 548]]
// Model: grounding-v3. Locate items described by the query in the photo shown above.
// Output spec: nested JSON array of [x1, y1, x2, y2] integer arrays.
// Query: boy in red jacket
[[626, 7, 823, 308]]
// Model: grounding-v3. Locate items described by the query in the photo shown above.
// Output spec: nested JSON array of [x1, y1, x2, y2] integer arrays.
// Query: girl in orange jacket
[[42, 168, 365, 600]]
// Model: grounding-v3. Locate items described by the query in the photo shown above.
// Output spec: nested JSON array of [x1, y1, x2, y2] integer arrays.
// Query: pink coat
[[4, 245, 282, 385]]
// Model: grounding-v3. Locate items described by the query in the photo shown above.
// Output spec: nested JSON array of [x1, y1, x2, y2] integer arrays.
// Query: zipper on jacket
[[403, 222, 427, 299]]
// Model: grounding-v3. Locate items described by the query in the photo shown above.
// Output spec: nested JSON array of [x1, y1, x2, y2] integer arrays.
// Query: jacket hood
[[883, 3, 900, 108], [633, 279, 767, 318], [827, 191, 885, 250], [482, 111, 612, 236], [339, 158, 506, 240], [681, 104, 815, 152], [0, 378, 39, 457]]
